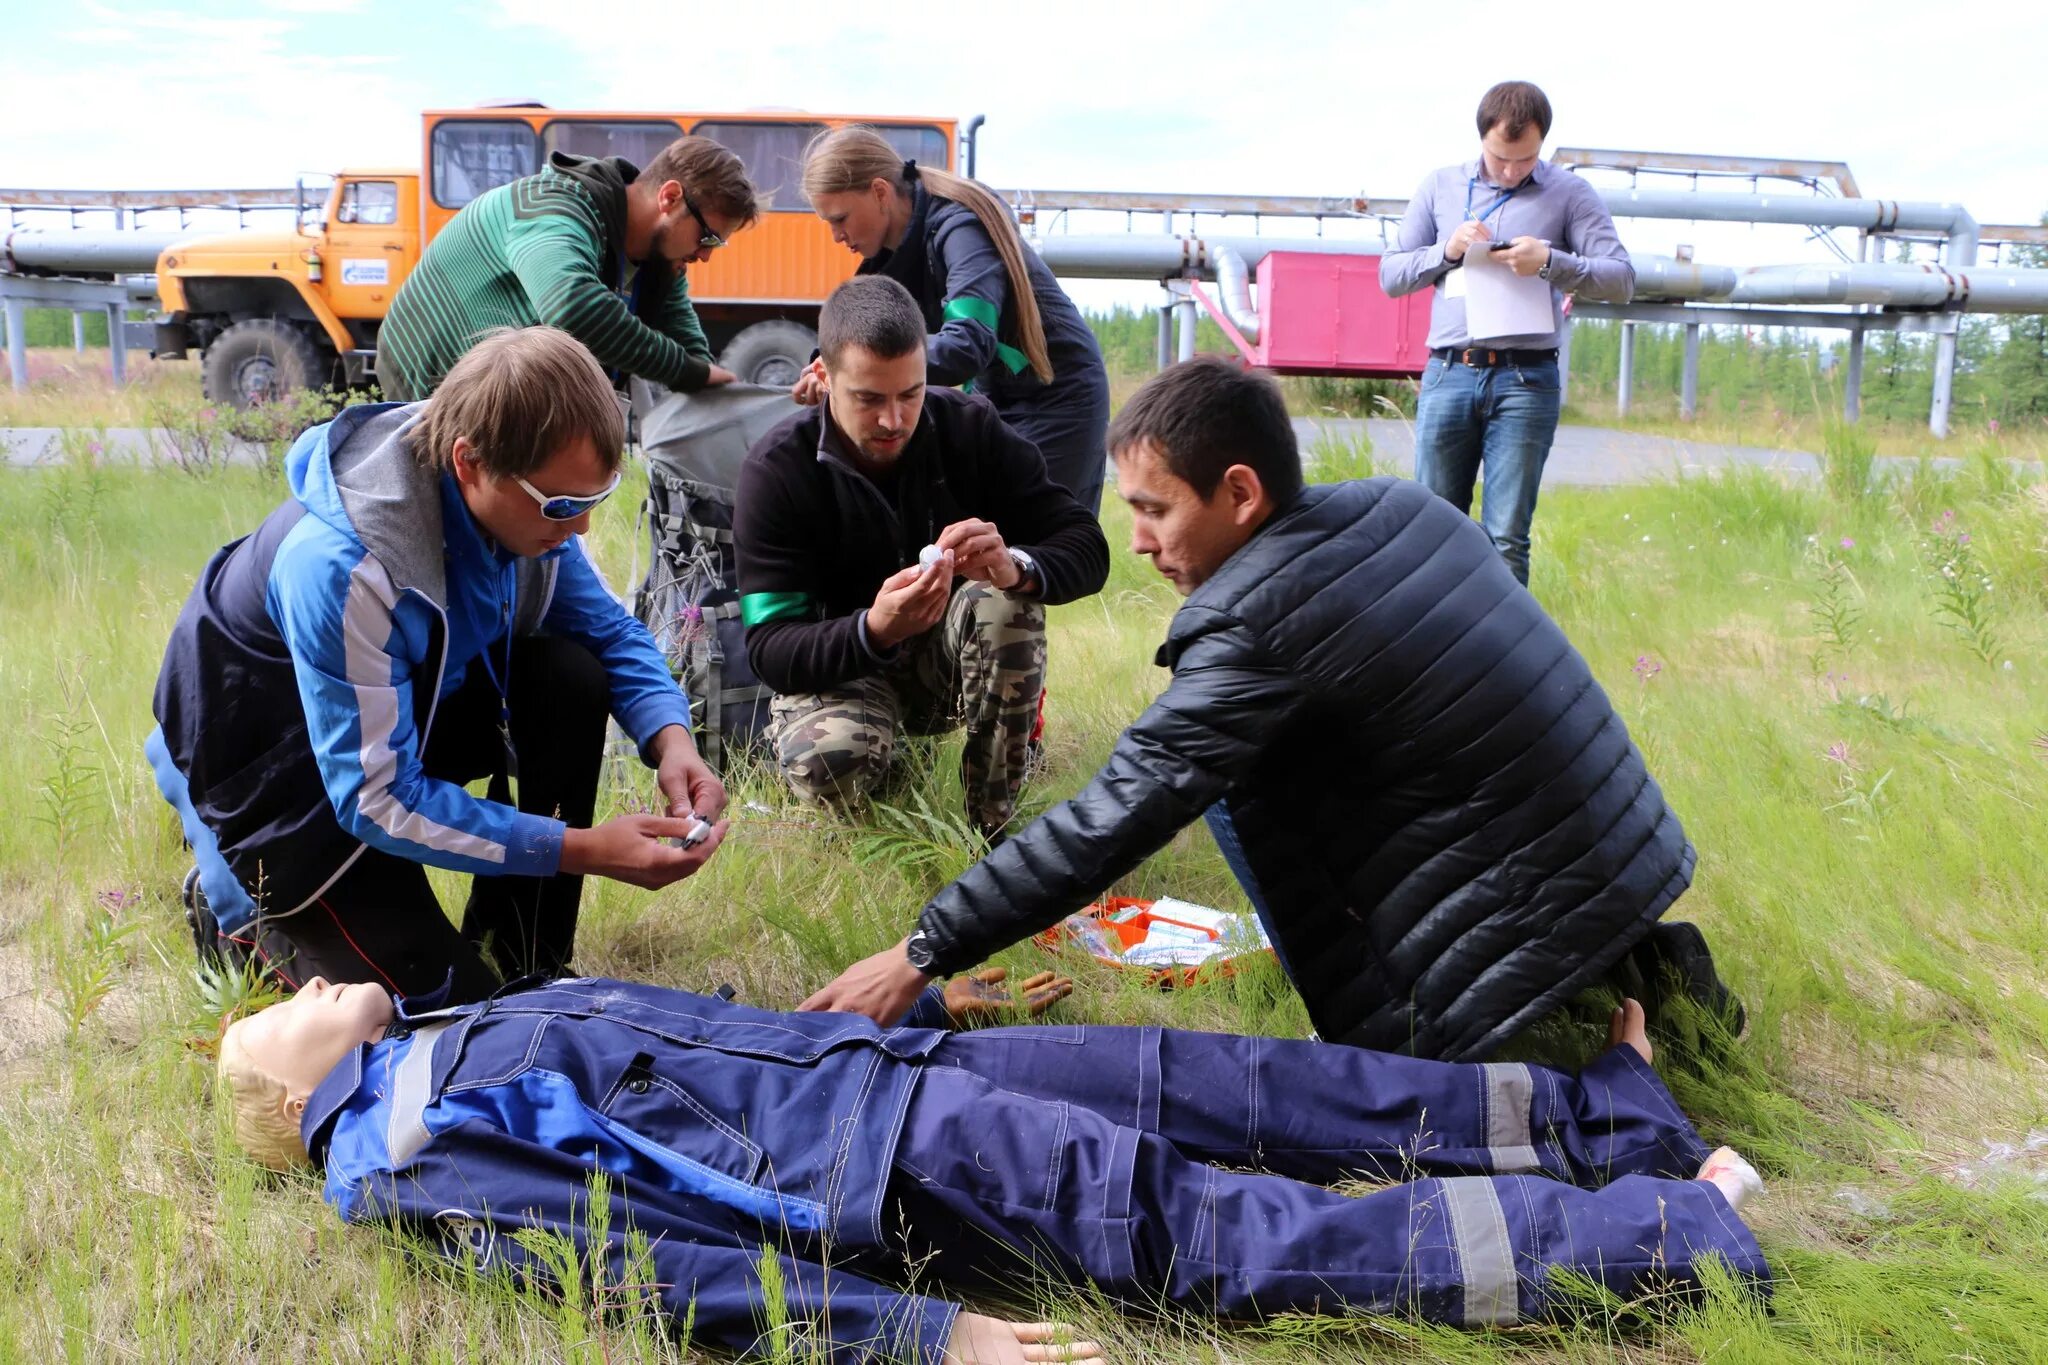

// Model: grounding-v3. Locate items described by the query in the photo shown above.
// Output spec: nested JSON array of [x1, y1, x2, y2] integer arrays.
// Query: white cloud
[[5, 0, 2044, 291], [1, 7, 416, 193], [476, 0, 2048, 222]]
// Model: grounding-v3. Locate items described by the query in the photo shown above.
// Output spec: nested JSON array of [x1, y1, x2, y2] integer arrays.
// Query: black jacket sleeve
[[733, 455, 887, 695], [926, 211, 1009, 387], [911, 615, 1309, 974], [967, 402, 1108, 604]]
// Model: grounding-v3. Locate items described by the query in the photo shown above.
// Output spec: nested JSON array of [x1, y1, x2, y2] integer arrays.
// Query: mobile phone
[[1487, 240, 1515, 252]]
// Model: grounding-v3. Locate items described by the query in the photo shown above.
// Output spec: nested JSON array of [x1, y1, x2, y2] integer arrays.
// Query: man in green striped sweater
[[378, 136, 760, 402]]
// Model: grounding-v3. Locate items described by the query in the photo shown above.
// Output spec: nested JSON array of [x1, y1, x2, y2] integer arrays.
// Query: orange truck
[[152, 106, 962, 406]]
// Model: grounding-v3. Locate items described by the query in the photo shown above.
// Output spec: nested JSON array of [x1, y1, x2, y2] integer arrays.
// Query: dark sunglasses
[[683, 194, 725, 249], [513, 469, 623, 521]]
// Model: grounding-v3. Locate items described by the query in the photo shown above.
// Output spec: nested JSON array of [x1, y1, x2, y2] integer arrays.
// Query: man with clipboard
[[1382, 81, 1633, 585]]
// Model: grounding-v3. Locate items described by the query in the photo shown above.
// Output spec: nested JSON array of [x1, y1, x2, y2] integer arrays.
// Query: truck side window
[[691, 121, 827, 212], [874, 125, 950, 173], [431, 121, 541, 208], [543, 120, 684, 170], [337, 181, 400, 226]]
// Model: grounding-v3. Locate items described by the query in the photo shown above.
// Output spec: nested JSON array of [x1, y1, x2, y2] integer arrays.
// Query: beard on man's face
[[643, 217, 682, 269]]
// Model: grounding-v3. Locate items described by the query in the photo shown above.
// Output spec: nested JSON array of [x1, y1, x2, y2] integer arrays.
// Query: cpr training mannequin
[[219, 974, 1768, 1364]]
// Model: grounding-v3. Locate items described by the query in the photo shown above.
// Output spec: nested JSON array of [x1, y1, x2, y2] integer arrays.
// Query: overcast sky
[[6, 0, 2044, 300]]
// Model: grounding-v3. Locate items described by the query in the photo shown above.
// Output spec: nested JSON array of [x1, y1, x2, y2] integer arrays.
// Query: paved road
[[2, 426, 256, 467], [1290, 416, 1849, 485], [0, 419, 1971, 484]]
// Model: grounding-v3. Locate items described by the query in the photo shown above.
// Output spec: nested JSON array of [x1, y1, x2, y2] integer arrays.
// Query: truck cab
[[153, 170, 419, 406]]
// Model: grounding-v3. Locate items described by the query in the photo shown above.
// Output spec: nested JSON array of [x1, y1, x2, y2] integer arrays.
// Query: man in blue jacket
[[148, 327, 728, 1002], [218, 974, 1767, 1362]]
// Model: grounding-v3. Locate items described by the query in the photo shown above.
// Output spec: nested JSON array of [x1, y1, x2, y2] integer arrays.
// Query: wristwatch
[[1538, 251, 1555, 282], [904, 928, 942, 975], [1006, 546, 1041, 594]]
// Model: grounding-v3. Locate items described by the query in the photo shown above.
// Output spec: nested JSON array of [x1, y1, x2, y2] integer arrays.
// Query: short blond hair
[[413, 326, 625, 478], [217, 1013, 312, 1171]]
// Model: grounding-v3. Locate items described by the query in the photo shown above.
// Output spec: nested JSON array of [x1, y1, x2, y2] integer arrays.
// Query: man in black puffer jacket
[[803, 356, 1736, 1062]]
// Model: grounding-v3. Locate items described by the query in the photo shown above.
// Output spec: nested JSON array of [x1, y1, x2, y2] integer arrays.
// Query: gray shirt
[[1380, 159, 1633, 350]]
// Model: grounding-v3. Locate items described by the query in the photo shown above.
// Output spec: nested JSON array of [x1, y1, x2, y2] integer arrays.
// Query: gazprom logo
[[434, 1208, 497, 1266]]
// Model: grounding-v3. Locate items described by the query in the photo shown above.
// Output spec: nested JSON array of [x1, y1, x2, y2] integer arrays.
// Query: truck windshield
[[337, 180, 400, 225], [431, 121, 541, 208]]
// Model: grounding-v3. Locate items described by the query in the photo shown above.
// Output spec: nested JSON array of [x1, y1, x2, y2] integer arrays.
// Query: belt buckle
[[1459, 347, 1475, 366]]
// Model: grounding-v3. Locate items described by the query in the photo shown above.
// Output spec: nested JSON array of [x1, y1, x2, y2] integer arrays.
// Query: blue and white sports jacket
[[303, 977, 962, 1363], [146, 403, 690, 934]]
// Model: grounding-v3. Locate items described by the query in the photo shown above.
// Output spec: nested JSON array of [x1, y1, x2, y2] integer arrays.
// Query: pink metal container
[[1249, 251, 1434, 377]]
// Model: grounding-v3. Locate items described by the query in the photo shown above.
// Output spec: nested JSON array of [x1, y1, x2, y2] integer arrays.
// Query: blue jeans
[[1200, 802, 1295, 977], [1412, 355, 1564, 585]]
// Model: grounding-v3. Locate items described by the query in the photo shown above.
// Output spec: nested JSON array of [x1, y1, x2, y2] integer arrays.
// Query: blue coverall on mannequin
[[305, 977, 1768, 1362]]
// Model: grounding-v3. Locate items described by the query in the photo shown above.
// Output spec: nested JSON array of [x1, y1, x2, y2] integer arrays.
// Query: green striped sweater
[[378, 154, 712, 400]]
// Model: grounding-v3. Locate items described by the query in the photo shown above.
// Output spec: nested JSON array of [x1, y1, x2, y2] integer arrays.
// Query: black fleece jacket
[[733, 389, 1108, 696]]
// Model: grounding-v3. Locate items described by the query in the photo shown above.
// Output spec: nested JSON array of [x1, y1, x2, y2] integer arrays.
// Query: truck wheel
[[203, 319, 333, 410], [720, 320, 817, 389]]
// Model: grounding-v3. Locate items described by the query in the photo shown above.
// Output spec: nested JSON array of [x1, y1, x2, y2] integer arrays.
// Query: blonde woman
[[799, 125, 1112, 513]]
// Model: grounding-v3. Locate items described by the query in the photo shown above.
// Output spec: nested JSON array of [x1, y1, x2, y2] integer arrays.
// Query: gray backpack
[[631, 380, 801, 767]]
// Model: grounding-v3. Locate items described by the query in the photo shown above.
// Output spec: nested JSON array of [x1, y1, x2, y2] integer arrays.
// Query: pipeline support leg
[[1844, 324, 1865, 424], [4, 298, 28, 393], [1175, 293, 1197, 364], [1156, 291, 1173, 372], [1680, 323, 1701, 421], [106, 304, 128, 387], [73, 312, 86, 353], [1617, 322, 1635, 419], [1929, 326, 1956, 439]]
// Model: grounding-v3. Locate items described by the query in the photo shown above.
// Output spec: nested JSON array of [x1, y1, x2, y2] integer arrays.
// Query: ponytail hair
[[802, 125, 1052, 383]]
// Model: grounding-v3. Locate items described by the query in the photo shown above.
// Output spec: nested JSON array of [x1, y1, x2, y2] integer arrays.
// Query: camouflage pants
[[766, 582, 1046, 836]]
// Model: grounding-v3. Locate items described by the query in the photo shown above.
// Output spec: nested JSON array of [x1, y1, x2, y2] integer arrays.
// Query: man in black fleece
[[733, 277, 1107, 840]]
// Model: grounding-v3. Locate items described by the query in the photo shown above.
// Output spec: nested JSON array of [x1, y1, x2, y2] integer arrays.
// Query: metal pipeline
[[1600, 190, 1980, 266], [1032, 231, 1387, 280], [1211, 245, 1260, 342], [2, 228, 188, 278], [1628, 254, 1739, 300], [1728, 262, 2048, 311], [1726, 264, 1951, 307], [1032, 233, 2048, 314]]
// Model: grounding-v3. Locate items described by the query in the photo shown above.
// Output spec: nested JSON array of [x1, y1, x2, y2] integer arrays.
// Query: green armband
[[942, 297, 1031, 375], [740, 591, 817, 627]]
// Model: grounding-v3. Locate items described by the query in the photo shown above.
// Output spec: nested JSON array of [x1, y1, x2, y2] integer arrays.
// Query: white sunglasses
[[513, 469, 623, 521]]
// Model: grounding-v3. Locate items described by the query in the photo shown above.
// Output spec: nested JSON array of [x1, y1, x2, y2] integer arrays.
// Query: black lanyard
[[475, 573, 520, 806]]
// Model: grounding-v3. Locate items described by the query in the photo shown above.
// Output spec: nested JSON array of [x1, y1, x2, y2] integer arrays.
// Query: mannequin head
[[216, 977, 394, 1169]]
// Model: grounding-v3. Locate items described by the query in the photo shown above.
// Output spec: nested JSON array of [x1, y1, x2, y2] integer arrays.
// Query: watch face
[[905, 933, 937, 971]]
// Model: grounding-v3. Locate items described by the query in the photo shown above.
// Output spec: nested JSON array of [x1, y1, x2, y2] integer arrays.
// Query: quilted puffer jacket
[[912, 477, 1695, 1061]]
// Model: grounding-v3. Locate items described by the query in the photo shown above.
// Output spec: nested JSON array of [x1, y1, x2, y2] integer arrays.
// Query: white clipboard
[[1461, 245, 1554, 340]]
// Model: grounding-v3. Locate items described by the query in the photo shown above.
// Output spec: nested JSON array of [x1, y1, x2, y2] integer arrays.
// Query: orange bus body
[[418, 109, 957, 312]]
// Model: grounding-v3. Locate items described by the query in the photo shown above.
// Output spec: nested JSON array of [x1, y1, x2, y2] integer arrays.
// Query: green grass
[[3, 426, 2048, 1361]]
